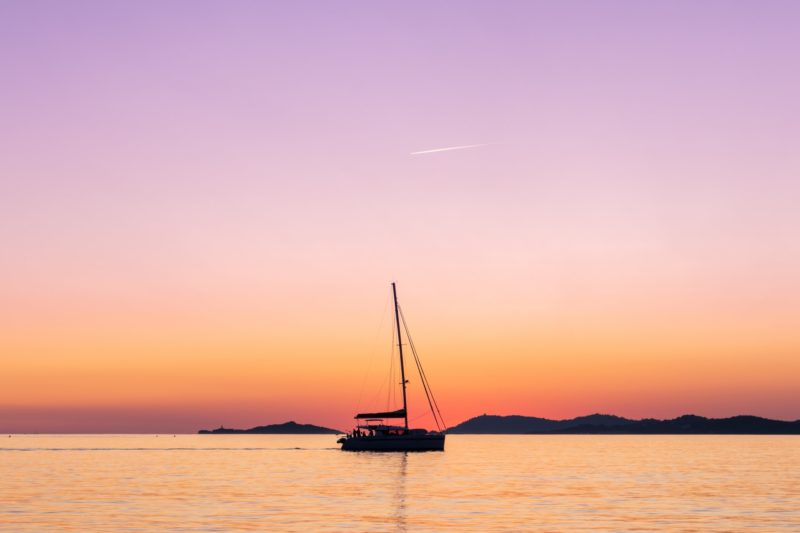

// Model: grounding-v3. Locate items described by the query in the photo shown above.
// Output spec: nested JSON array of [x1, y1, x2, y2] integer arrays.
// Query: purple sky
[[1, 1, 799, 431]]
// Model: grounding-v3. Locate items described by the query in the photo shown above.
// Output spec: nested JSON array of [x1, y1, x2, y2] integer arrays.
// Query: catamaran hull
[[340, 434, 445, 452]]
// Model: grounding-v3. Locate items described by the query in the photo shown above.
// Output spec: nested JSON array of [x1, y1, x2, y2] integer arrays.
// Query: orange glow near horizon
[[3, 278, 799, 432]]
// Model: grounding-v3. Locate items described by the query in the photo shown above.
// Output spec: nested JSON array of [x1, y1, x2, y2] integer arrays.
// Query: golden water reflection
[[1, 434, 799, 531]]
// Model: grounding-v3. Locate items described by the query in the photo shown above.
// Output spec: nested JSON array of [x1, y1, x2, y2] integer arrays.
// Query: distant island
[[447, 414, 800, 434], [198, 421, 342, 434]]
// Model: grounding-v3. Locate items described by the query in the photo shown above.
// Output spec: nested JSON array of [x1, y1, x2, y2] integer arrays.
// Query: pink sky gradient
[[1, 1, 799, 432]]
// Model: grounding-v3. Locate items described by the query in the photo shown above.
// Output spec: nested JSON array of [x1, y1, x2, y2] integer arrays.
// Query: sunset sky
[[2, 1, 799, 433]]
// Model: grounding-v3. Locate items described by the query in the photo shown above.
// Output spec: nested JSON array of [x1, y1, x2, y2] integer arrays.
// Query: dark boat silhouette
[[338, 283, 446, 452]]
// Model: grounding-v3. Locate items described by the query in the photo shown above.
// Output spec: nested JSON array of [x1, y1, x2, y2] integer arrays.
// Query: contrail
[[410, 143, 492, 155]]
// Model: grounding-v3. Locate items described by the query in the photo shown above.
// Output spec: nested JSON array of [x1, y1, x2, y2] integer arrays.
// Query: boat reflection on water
[[338, 283, 446, 452], [393, 452, 408, 531]]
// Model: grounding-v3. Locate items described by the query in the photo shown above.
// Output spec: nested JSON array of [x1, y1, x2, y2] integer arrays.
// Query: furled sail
[[354, 409, 407, 419]]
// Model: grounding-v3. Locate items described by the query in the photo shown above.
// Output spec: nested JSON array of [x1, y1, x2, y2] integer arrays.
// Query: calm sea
[[1, 434, 798, 531]]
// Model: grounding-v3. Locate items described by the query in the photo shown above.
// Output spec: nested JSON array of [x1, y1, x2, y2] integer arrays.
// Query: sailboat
[[338, 283, 446, 452]]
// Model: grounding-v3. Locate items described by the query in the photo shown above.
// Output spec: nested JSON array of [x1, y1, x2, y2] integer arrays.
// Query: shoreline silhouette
[[198, 421, 341, 434], [196, 414, 800, 435], [447, 414, 800, 434]]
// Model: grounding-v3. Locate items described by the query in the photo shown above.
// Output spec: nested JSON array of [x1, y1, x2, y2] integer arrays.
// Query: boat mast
[[392, 282, 409, 431]]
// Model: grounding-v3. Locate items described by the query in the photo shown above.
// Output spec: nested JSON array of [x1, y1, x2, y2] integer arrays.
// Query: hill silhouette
[[448, 414, 633, 433], [447, 414, 800, 434], [198, 421, 341, 434]]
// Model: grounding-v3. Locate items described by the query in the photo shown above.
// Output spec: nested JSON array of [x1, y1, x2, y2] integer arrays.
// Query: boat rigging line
[[399, 306, 448, 432]]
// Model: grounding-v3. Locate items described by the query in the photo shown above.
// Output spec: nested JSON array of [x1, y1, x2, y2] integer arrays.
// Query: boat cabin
[[352, 420, 407, 437]]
